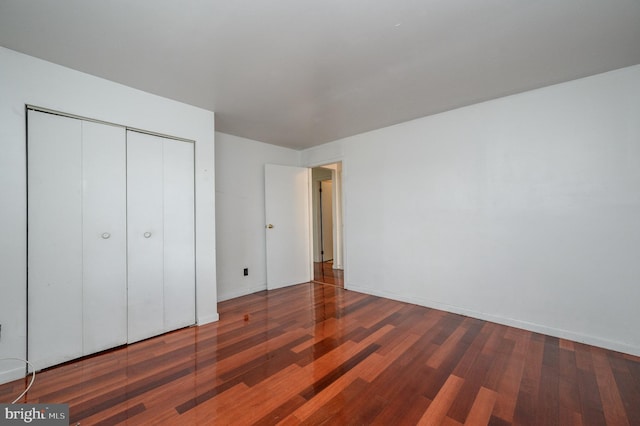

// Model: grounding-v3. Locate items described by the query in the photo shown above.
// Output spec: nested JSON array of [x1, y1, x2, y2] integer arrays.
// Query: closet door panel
[[127, 131, 165, 343], [82, 121, 127, 354], [163, 139, 196, 330], [27, 110, 83, 370]]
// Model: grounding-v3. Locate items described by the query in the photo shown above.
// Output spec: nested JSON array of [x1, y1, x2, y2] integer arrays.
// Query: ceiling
[[1, 1, 639, 150]]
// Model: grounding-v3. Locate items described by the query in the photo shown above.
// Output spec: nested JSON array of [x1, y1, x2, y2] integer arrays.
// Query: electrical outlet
[[243, 268, 248, 276]]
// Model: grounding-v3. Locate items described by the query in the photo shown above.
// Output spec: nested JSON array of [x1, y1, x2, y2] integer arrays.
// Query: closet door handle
[[101, 232, 111, 239], [144, 232, 152, 238]]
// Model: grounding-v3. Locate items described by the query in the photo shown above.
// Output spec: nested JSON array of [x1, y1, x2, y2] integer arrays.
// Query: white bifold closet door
[[126, 131, 195, 343], [81, 121, 128, 354], [28, 110, 195, 371], [28, 110, 127, 370]]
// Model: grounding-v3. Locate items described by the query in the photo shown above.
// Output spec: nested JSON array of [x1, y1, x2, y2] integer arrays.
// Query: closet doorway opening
[[311, 162, 344, 287]]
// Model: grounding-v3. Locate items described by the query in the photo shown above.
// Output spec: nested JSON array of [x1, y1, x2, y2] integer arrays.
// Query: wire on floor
[[0, 357, 36, 403]]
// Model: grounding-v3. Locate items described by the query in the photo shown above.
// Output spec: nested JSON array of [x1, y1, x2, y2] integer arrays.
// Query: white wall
[[215, 132, 299, 301], [302, 65, 640, 356], [0, 47, 218, 384]]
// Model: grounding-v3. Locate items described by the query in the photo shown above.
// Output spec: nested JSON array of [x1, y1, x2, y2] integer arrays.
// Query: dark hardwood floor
[[1, 282, 639, 425], [313, 261, 344, 287]]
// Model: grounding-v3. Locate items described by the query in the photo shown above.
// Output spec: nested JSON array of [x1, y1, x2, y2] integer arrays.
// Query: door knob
[[101, 232, 111, 239], [266, 224, 274, 229], [144, 232, 152, 238]]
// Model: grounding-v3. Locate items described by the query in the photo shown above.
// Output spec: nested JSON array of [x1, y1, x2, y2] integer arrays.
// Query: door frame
[[307, 159, 346, 284]]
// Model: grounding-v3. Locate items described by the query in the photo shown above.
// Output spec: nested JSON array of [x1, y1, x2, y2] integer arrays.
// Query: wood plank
[[513, 332, 545, 424], [494, 330, 531, 424], [536, 335, 560, 425], [576, 352, 608, 426], [590, 347, 630, 426], [464, 387, 497, 426], [416, 374, 464, 425], [608, 355, 640, 425]]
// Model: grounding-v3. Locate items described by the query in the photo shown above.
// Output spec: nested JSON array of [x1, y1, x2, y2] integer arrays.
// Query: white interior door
[[163, 138, 195, 330], [28, 110, 84, 370], [82, 121, 127, 354], [127, 131, 165, 343], [265, 164, 311, 290]]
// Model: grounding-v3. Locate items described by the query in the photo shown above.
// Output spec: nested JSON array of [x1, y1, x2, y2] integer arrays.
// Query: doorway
[[311, 163, 344, 287]]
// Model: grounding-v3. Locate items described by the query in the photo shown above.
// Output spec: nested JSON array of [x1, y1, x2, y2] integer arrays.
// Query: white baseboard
[[196, 313, 219, 325], [346, 284, 640, 358]]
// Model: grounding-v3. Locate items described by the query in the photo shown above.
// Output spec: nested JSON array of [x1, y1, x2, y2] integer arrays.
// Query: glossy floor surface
[[313, 261, 344, 287], [2, 282, 639, 425]]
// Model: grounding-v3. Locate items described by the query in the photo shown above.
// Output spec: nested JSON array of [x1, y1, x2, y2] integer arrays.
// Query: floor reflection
[[313, 261, 344, 287]]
